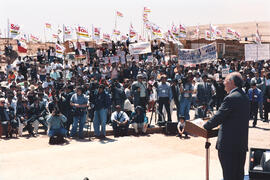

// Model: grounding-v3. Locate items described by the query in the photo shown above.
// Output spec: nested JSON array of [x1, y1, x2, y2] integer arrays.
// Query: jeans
[[93, 108, 107, 136], [70, 113, 86, 138], [179, 98, 191, 120], [48, 128, 67, 137]]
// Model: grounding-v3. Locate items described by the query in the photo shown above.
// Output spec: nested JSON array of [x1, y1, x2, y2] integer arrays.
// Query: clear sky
[[0, 0, 269, 40]]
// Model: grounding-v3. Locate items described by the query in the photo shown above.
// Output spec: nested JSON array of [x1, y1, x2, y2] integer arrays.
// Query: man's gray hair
[[229, 72, 243, 88]]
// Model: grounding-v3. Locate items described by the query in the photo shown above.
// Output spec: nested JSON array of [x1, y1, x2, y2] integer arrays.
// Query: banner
[[178, 42, 217, 65], [30, 34, 40, 42], [10, 23, 20, 38], [55, 43, 65, 58], [64, 25, 75, 41], [76, 26, 90, 40], [129, 42, 151, 55], [103, 33, 111, 42], [179, 24, 186, 38], [245, 44, 270, 61], [92, 26, 100, 40]]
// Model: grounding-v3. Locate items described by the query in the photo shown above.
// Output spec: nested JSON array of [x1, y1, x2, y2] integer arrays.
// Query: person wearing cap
[[157, 74, 172, 123], [92, 84, 111, 139], [70, 87, 88, 139], [131, 106, 148, 135], [248, 82, 263, 127], [111, 105, 130, 137], [131, 74, 148, 111]]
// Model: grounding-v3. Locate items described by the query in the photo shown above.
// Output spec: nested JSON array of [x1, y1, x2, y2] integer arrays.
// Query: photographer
[[131, 106, 148, 135], [47, 107, 67, 143], [70, 87, 88, 139]]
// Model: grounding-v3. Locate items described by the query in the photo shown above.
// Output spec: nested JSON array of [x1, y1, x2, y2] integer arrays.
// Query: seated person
[[195, 103, 210, 119], [29, 98, 48, 135], [131, 106, 148, 135], [177, 116, 188, 138], [111, 105, 129, 137], [47, 108, 67, 144]]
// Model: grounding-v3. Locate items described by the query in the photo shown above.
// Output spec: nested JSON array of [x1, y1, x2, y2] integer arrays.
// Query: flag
[[144, 7, 151, 13], [255, 24, 261, 45], [17, 40, 27, 53], [129, 24, 137, 39], [52, 34, 58, 39], [64, 25, 75, 41], [143, 13, 148, 22], [209, 24, 216, 40], [55, 43, 65, 58], [205, 30, 211, 40], [215, 29, 223, 39], [121, 34, 128, 41], [234, 31, 241, 40], [116, 11, 123, 17], [103, 33, 111, 41], [45, 23, 51, 29], [30, 34, 40, 42], [179, 24, 186, 38], [76, 26, 90, 40], [145, 22, 151, 30], [226, 28, 235, 39], [113, 29, 120, 35], [151, 23, 162, 39], [9, 23, 20, 38], [171, 24, 179, 39], [192, 25, 200, 39], [92, 26, 100, 40]]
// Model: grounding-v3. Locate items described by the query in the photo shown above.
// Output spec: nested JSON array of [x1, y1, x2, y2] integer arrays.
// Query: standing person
[[263, 83, 270, 123], [179, 76, 194, 120], [203, 72, 250, 180], [131, 74, 148, 111], [171, 79, 180, 118], [92, 85, 111, 139], [61, 85, 74, 136], [248, 82, 263, 127], [70, 87, 88, 139], [195, 74, 213, 106], [156, 75, 172, 123]]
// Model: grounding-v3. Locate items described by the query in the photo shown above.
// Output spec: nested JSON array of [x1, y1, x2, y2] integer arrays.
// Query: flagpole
[[197, 24, 199, 49], [256, 23, 259, 62], [7, 18, 10, 44]]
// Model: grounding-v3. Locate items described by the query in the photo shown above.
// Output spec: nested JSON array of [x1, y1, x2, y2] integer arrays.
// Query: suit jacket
[[196, 82, 212, 104], [203, 88, 250, 152]]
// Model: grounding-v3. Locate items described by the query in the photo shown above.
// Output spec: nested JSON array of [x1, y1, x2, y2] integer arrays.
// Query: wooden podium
[[185, 119, 219, 180]]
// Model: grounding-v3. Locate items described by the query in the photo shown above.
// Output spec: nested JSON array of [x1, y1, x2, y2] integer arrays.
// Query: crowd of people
[[0, 39, 269, 143]]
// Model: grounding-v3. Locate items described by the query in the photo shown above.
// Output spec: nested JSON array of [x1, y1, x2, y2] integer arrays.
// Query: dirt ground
[[0, 111, 270, 180]]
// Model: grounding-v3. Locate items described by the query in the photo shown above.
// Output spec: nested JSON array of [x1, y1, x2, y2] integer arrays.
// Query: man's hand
[[267, 99, 270, 103]]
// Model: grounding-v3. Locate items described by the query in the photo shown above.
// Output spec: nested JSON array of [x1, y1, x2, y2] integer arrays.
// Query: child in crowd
[[177, 116, 189, 139]]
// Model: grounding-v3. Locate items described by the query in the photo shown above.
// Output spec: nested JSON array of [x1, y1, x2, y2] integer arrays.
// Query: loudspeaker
[[165, 122, 178, 135], [249, 148, 270, 180]]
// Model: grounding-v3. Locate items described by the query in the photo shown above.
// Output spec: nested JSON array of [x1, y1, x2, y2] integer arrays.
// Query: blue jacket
[[248, 88, 262, 103]]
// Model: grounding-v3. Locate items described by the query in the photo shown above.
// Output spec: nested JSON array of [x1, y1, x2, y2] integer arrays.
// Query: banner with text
[[178, 42, 217, 65], [245, 44, 270, 61], [129, 42, 151, 55]]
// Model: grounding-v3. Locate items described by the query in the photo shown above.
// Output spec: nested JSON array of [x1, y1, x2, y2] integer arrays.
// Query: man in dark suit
[[196, 74, 213, 106], [203, 72, 250, 180]]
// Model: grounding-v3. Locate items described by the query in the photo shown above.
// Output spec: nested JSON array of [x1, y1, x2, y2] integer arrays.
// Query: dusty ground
[[0, 111, 270, 180]]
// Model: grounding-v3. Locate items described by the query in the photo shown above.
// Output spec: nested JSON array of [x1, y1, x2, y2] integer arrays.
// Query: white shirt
[[111, 111, 129, 123]]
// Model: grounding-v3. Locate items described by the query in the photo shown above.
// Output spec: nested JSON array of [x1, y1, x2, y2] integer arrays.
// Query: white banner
[[178, 42, 217, 65], [129, 42, 151, 55], [245, 44, 270, 61]]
